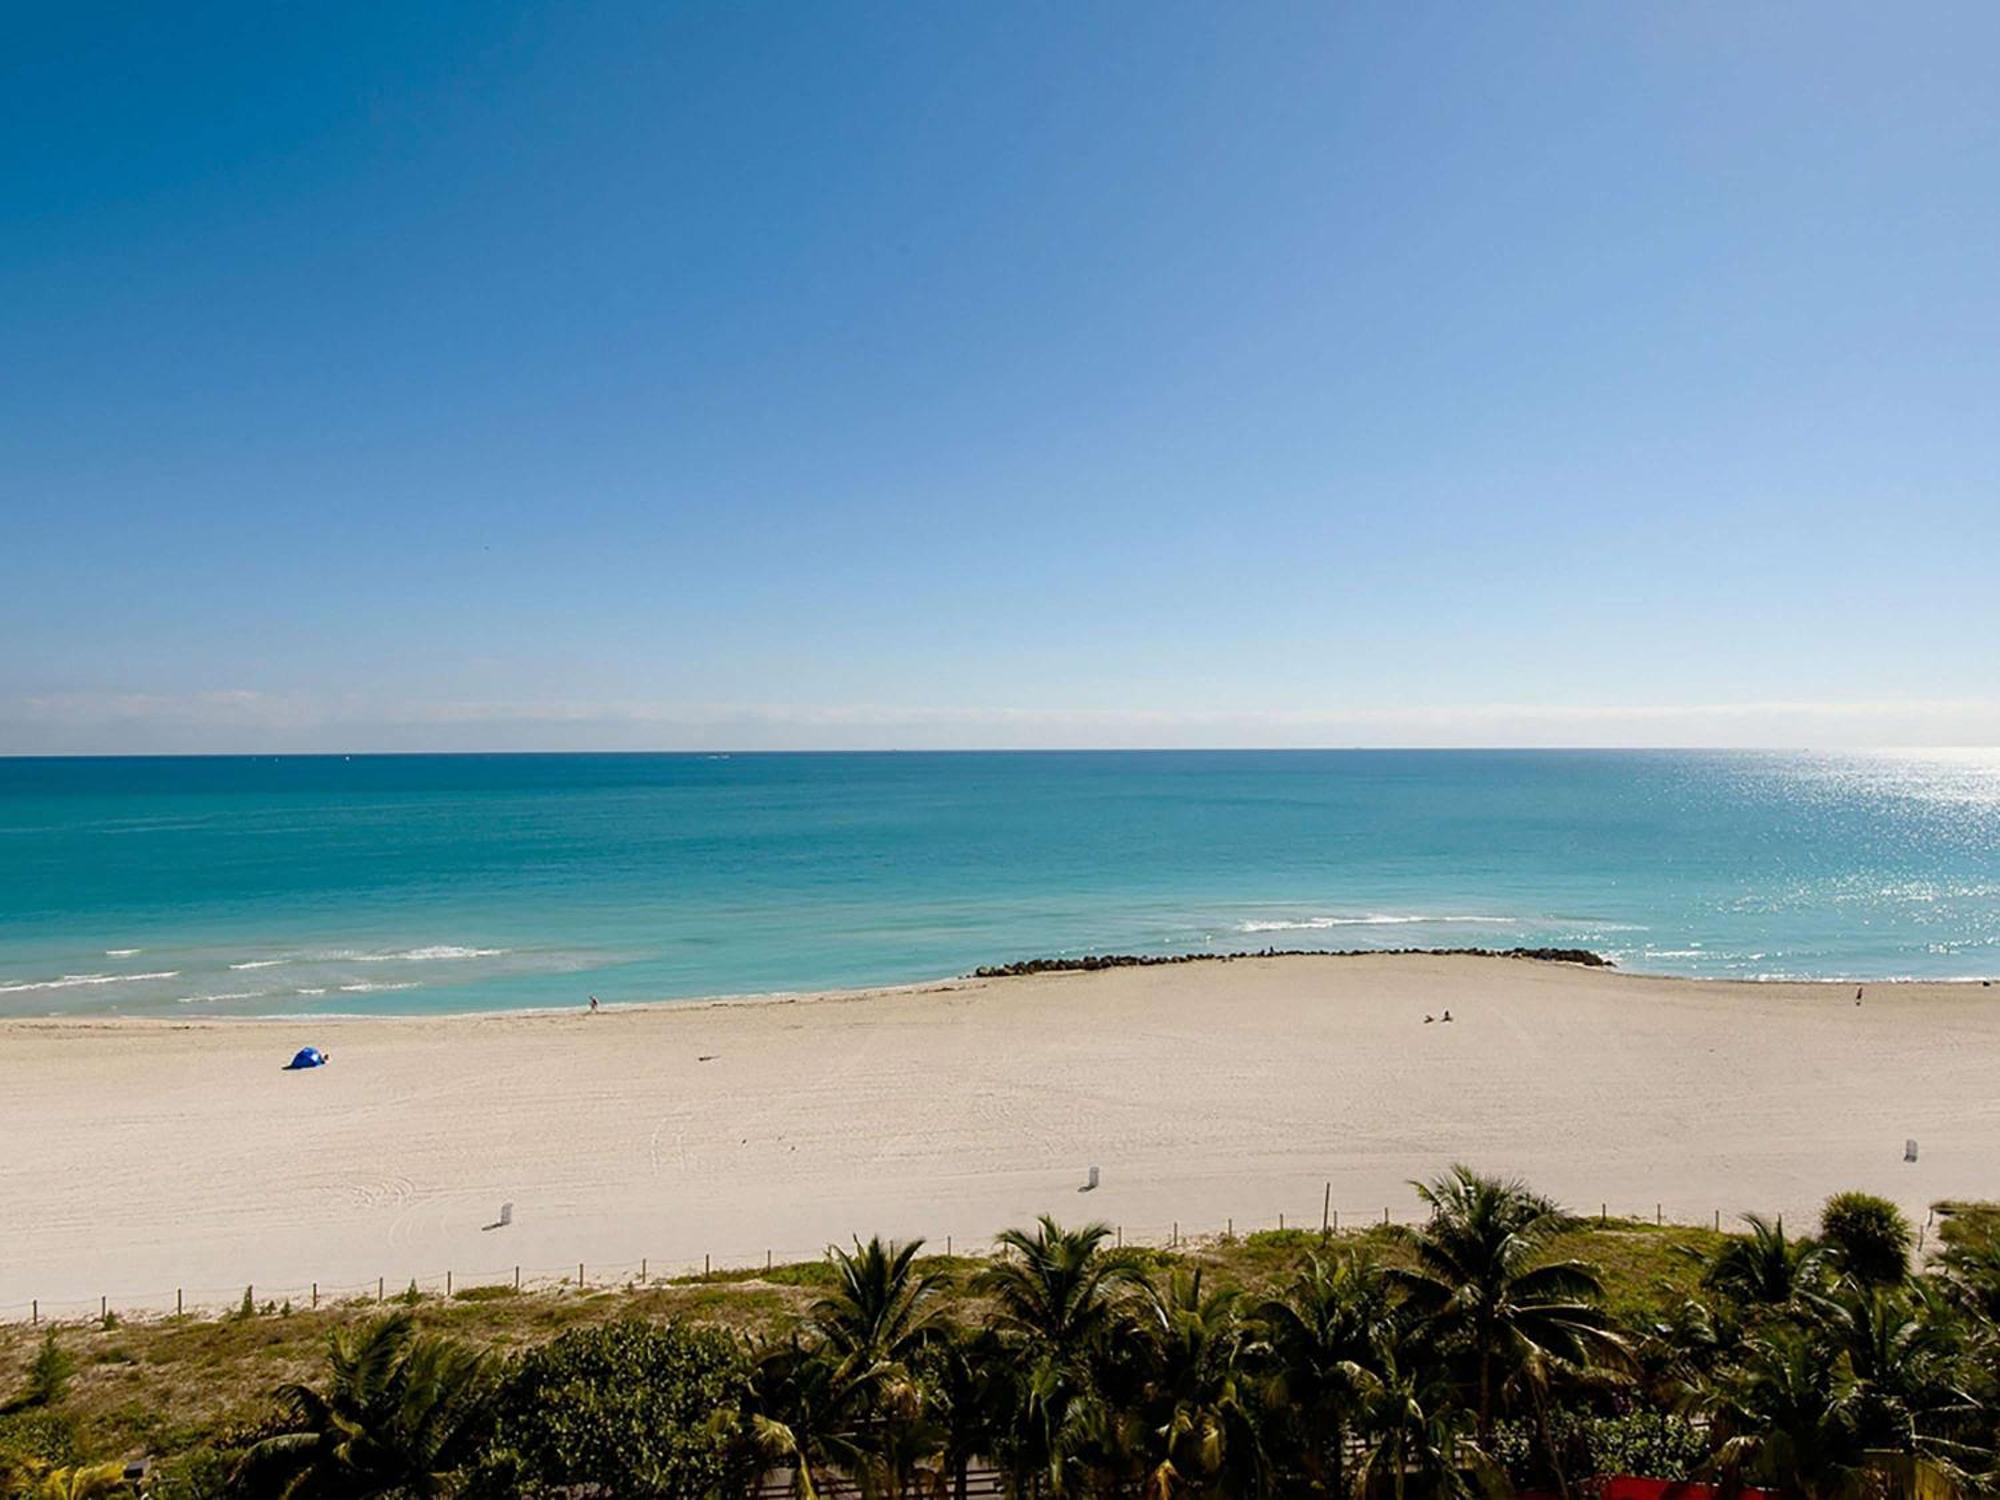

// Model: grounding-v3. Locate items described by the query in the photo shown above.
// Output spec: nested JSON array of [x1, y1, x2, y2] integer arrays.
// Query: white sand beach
[[4, 954, 1997, 1316]]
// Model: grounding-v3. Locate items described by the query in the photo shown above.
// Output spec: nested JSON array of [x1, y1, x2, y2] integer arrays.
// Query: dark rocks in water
[[970, 947, 1612, 979]]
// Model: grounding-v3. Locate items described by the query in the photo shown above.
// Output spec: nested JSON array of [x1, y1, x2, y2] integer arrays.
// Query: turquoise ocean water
[[2, 750, 1997, 1017]]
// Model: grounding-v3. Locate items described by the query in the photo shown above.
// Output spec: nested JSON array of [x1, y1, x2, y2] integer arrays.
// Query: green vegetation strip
[[0, 1175, 1985, 1499]]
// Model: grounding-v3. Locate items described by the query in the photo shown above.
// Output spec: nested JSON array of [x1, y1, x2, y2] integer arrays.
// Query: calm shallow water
[[2, 750, 1997, 1017]]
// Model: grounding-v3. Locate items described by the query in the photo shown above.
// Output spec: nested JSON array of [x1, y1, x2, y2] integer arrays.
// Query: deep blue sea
[[2, 750, 1998, 1017]]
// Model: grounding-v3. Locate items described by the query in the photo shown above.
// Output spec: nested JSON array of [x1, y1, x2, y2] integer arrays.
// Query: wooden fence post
[[311, 1283, 317, 1309], [378, 1277, 384, 1303], [1322, 1182, 1331, 1237], [514, 1266, 520, 1291]]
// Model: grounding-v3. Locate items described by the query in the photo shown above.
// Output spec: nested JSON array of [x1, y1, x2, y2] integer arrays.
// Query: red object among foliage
[[1598, 1479, 1775, 1500]]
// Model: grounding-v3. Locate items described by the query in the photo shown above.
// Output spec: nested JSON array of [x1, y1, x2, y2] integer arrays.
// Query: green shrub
[[486, 1320, 744, 1497], [1579, 1409, 1709, 1479], [0, 1405, 79, 1467], [25, 1330, 73, 1406], [1494, 1409, 1707, 1486], [451, 1283, 520, 1303], [1821, 1191, 1913, 1285]]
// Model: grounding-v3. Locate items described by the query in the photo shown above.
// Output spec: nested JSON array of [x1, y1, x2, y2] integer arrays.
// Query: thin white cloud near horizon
[[6, 690, 2000, 754]]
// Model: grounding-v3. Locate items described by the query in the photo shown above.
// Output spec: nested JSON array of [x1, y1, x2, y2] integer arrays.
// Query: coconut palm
[[231, 1313, 494, 1498], [814, 1237, 943, 1366], [1704, 1213, 1827, 1310], [1938, 1234, 2000, 1325], [1807, 1280, 1981, 1464], [1349, 1328, 1502, 1500], [1631, 1293, 1750, 1409], [1255, 1249, 1390, 1496], [810, 1237, 947, 1494], [918, 1324, 1008, 1500], [1129, 1268, 1263, 1499], [976, 1217, 1140, 1496], [724, 1334, 886, 1500], [1701, 1326, 1870, 1500], [1389, 1166, 1624, 1445]]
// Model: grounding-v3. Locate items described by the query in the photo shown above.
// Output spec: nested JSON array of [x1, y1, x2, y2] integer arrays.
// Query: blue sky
[[6, 2, 1998, 751]]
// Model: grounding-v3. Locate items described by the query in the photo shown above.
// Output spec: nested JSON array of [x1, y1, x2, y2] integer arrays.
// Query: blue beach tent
[[286, 1046, 329, 1070]]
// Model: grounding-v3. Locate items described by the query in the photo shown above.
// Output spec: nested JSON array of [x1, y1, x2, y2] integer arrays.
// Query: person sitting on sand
[[1424, 1013, 1435, 1024], [1441, 1009, 1453, 1022]]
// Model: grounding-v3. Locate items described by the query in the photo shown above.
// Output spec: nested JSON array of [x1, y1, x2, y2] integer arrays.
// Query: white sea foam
[[338, 981, 420, 993], [174, 991, 266, 1004], [295, 987, 328, 996], [354, 946, 508, 963], [1238, 914, 1516, 934], [0, 970, 179, 994], [229, 958, 288, 970], [104, 948, 142, 957]]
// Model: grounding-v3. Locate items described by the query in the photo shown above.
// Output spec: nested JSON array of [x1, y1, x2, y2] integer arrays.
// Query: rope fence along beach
[[0, 1193, 1785, 1326]]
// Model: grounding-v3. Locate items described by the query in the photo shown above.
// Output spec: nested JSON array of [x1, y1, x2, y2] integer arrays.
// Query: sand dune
[[4, 954, 1996, 1316]]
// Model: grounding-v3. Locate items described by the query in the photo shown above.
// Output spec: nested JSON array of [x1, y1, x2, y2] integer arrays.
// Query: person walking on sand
[[588, 994, 600, 1014]]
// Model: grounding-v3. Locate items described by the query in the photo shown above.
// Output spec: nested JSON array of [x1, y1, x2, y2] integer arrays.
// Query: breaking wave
[[0, 970, 180, 994], [354, 946, 508, 963], [1238, 914, 1518, 934]]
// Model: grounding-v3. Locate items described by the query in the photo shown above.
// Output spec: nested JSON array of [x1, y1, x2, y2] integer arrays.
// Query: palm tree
[[1131, 1268, 1263, 1498], [1389, 1166, 1624, 1446], [1632, 1293, 1749, 1408], [918, 1324, 1007, 1500], [1704, 1213, 1827, 1310], [975, 1217, 1140, 1496], [811, 1237, 945, 1496], [1938, 1234, 2000, 1325], [1255, 1249, 1389, 1497], [1701, 1326, 1869, 1500], [814, 1236, 943, 1366], [231, 1313, 494, 1498], [724, 1334, 885, 1500], [1349, 1327, 1501, 1500], [1807, 1280, 1980, 1464]]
